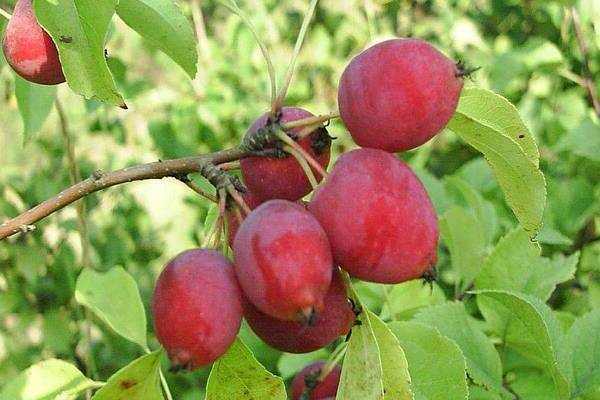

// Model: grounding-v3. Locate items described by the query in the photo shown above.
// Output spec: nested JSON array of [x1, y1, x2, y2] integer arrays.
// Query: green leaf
[[448, 88, 546, 235], [380, 280, 446, 321], [116, 0, 198, 78], [455, 87, 539, 165], [440, 207, 486, 293], [276, 350, 329, 380], [205, 338, 286, 400], [566, 309, 600, 397], [367, 311, 414, 400], [389, 321, 468, 400], [475, 228, 578, 301], [14, 76, 56, 141], [34, 0, 126, 107], [0, 359, 100, 400], [510, 370, 557, 400], [444, 176, 498, 244], [92, 350, 162, 400], [475, 290, 571, 399], [337, 310, 384, 400], [414, 303, 504, 396], [75, 267, 147, 349], [555, 118, 600, 162]]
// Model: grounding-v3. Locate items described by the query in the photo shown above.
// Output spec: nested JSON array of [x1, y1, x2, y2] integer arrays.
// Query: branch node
[[91, 170, 104, 181]]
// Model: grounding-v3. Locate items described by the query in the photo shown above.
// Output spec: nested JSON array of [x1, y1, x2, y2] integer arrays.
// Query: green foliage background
[[0, 0, 599, 399]]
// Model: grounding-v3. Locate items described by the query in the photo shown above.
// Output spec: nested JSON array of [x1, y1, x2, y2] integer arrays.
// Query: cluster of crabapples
[[154, 40, 464, 398], [1, 3, 464, 397]]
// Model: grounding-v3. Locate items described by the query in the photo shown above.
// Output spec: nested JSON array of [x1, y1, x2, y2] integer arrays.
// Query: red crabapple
[[292, 361, 342, 400], [2, 0, 65, 85], [240, 107, 331, 202], [243, 269, 354, 353], [233, 200, 333, 321], [152, 249, 243, 369], [308, 148, 438, 284], [338, 38, 463, 152]]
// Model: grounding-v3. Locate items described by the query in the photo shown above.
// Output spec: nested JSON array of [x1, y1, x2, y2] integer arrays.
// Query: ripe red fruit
[[152, 249, 243, 369], [1, 0, 65, 85], [225, 190, 262, 246], [308, 148, 438, 283], [243, 269, 354, 353], [291, 361, 342, 400], [338, 38, 463, 152], [240, 107, 331, 202], [233, 199, 333, 321]]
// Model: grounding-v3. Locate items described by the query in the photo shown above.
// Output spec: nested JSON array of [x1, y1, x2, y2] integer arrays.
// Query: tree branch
[[0, 147, 247, 240], [571, 7, 600, 118]]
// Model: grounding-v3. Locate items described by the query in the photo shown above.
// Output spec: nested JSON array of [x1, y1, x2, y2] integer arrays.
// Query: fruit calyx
[[455, 60, 481, 79]]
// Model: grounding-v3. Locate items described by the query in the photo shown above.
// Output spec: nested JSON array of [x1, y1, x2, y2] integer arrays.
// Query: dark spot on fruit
[[59, 35, 72, 43], [119, 379, 137, 390]]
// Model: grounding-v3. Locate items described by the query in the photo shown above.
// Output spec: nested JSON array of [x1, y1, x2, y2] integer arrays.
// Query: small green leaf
[[555, 118, 600, 162], [277, 350, 329, 380], [510, 370, 557, 400], [567, 309, 600, 397], [380, 280, 446, 321], [448, 88, 546, 235], [441, 207, 486, 293], [34, 0, 126, 107], [368, 311, 414, 399], [337, 310, 384, 400], [475, 290, 571, 399], [75, 267, 147, 348], [475, 228, 578, 301], [116, 0, 198, 78], [205, 338, 286, 400], [92, 350, 162, 400], [414, 303, 505, 395], [0, 359, 100, 400], [14, 76, 56, 142], [389, 321, 468, 400]]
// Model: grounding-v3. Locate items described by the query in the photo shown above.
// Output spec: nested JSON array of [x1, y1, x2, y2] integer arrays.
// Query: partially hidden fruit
[[152, 249, 243, 369], [2, 0, 65, 85], [240, 107, 331, 202], [233, 199, 333, 321], [225, 190, 262, 246], [243, 268, 354, 353], [291, 361, 342, 400], [338, 38, 463, 152], [308, 148, 438, 284]]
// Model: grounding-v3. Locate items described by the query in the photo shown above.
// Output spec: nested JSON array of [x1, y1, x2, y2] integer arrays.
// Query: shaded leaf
[[14, 76, 56, 141], [75, 267, 147, 348]]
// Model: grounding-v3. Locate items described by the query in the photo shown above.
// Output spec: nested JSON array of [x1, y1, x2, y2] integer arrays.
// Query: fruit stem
[[182, 179, 219, 203], [218, 160, 241, 171], [276, 130, 328, 179], [159, 370, 174, 400], [283, 144, 319, 189], [320, 343, 347, 380], [219, 0, 278, 117], [274, 0, 319, 111], [281, 111, 340, 130], [227, 185, 252, 215], [0, 7, 11, 20]]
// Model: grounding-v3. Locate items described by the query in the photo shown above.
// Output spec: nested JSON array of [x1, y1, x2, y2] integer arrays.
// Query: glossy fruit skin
[[152, 249, 243, 369], [308, 148, 438, 284], [240, 107, 331, 202], [225, 191, 262, 247], [338, 38, 462, 152], [233, 200, 333, 320], [243, 269, 354, 353], [2, 0, 65, 85], [291, 361, 342, 400]]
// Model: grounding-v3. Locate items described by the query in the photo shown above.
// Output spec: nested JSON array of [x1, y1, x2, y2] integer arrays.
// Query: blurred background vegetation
[[0, 0, 599, 398]]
